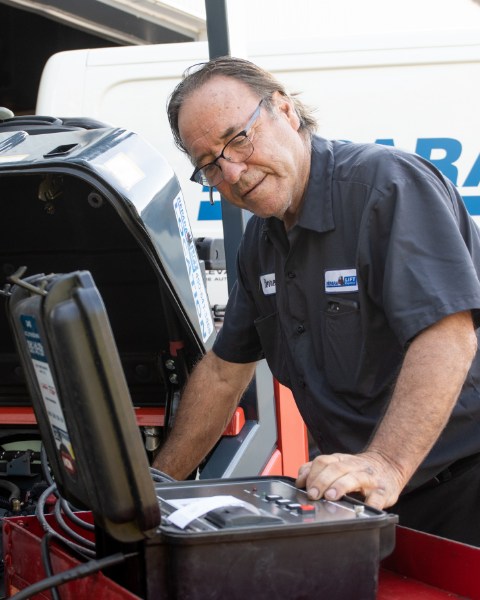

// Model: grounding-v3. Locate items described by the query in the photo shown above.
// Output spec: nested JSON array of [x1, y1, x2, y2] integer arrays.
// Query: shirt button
[[297, 325, 305, 334]]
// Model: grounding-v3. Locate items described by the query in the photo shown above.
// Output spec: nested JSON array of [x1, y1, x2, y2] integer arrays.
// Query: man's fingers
[[295, 461, 312, 488], [302, 454, 354, 499], [307, 471, 366, 502], [296, 455, 340, 496], [296, 452, 401, 509], [364, 487, 390, 510]]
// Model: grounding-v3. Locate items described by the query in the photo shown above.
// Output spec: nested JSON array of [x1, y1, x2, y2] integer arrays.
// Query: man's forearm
[[297, 310, 478, 508], [152, 351, 256, 479], [367, 310, 478, 488]]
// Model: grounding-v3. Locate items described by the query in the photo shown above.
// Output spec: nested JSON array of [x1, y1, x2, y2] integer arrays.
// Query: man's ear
[[272, 91, 301, 132]]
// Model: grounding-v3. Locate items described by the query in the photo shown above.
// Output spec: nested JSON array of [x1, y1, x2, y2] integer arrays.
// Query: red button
[[299, 504, 315, 514]]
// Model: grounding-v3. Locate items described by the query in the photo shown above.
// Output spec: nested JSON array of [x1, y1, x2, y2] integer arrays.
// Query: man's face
[[178, 76, 310, 222]]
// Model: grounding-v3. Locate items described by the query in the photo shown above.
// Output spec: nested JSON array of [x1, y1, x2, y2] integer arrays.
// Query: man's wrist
[[362, 447, 410, 491]]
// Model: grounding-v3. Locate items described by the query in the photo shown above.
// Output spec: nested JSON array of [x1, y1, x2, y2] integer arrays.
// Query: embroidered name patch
[[325, 269, 358, 293], [260, 273, 276, 295]]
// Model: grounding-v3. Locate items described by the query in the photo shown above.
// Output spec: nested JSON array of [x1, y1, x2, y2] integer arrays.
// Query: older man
[[154, 56, 480, 545]]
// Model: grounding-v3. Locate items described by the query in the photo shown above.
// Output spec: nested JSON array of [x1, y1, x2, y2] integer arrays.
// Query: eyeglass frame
[[189, 98, 265, 204]]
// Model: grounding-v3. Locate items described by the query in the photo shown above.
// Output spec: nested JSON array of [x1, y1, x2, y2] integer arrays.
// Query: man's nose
[[218, 158, 247, 184]]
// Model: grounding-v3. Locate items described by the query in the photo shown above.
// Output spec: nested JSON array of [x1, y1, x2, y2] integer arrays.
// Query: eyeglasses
[[190, 99, 264, 204]]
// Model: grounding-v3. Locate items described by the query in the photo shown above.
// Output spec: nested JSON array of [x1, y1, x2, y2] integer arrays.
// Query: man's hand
[[295, 450, 405, 510]]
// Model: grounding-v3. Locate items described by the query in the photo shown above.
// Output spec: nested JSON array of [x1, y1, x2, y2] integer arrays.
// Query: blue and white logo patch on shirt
[[325, 269, 358, 293], [260, 273, 276, 295]]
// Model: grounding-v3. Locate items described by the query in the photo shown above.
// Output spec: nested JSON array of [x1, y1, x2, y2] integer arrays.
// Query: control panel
[[155, 477, 380, 533]]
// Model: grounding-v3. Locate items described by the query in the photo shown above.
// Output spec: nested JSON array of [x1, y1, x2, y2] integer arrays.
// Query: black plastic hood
[[0, 117, 215, 409]]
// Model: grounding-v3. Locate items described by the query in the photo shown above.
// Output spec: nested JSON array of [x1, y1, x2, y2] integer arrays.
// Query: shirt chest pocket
[[320, 298, 364, 394]]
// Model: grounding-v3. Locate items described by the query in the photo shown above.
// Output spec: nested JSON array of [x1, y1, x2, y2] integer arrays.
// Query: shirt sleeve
[[213, 230, 265, 364], [359, 150, 480, 346]]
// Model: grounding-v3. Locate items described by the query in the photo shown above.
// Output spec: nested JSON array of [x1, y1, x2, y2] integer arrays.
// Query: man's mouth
[[242, 175, 266, 199]]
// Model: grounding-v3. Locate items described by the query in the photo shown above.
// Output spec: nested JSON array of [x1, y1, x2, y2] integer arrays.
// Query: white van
[[36, 29, 480, 299]]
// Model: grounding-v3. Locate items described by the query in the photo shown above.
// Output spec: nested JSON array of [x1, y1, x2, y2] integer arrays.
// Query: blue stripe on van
[[463, 196, 480, 216], [198, 196, 480, 219], [198, 200, 223, 221]]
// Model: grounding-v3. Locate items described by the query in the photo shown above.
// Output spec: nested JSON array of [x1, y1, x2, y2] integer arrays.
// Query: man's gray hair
[[167, 56, 317, 155]]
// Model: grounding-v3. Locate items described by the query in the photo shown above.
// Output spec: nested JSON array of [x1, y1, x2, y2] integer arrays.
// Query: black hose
[[40, 533, 61, 600], [0, 479, 21, 501], [60, 498, 95, 532], [40, 444, 54, 487], [149, 467, 176, 483], [36, 484, 95, 559], [53, 500, 96, 549]]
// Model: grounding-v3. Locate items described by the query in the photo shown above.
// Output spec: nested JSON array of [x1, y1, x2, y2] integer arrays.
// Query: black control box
[[145, 476, 397, 600]]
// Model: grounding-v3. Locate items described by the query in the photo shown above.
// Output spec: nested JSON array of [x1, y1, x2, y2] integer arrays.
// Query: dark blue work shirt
[[213, 135, 480, 490]]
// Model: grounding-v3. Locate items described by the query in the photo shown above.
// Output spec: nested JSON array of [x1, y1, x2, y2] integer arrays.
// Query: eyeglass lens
[[192, 99, 264, 188]]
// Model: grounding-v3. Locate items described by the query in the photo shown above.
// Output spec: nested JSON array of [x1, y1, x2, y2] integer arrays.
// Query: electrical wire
[[149, 467, 176, 483], [36, 484, 96, 559], [54, 500, 96, 550], [40, 441, 95, 535], [40, 444, 54, 487], [40, 533, 61, 600], [60, 498, 95, 532], [8, 552, 135, 600]]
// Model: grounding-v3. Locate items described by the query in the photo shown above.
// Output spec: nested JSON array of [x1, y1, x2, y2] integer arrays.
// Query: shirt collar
[[296, 135, 335, 233]]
